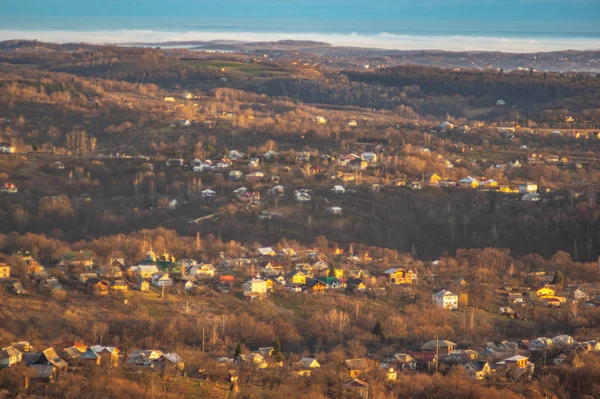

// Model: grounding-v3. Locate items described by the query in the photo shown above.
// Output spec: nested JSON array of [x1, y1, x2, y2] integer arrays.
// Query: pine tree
[[552, 270, 565, 289], [372, 320, 385, 342], [272, 339, 283, 362], [234, 342, 242, 359]]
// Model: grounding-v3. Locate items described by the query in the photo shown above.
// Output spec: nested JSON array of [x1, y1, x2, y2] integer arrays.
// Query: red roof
[[219, 275, 235, 283]]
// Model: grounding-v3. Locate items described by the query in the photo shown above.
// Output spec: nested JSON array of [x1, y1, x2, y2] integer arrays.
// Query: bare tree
[[92, 322, 109, 345], [12, 206, 28, 232]]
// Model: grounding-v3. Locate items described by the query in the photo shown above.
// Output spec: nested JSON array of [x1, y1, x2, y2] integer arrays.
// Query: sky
[[3, 0, 600, 22], [2, 1, 600, 51]]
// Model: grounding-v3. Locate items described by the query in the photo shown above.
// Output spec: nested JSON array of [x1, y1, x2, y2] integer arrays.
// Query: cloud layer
[[1, 29, 599, 52]]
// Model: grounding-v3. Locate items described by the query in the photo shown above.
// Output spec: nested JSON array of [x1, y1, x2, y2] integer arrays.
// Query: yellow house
[[532, 285, 555, 299], [458, 176, 479, 189], [504, 355, 529, 369], [286, 270, 307, 285], [482, 179, 498, 188], [0, 263, 10, 279], [383, 268, 412, 285], [333, 269, 345, 279], [425, 173, 442, 185]]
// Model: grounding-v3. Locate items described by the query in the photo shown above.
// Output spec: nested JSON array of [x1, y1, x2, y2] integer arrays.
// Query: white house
[[522, 193, 541, 202], [202, 189, 217, 199], [228, 150, 244, 160], [433, 290, 459, 310], [268, 185, 285, 196], [151, 272, 173, 287], [257, 247, 276, 257], [331, 185, 346, 194], [0, 143, 15, 154], [518, 183, 538, 194], [243, 277, 268, 295], [294, 190, 312, 202], [190, 263, 216, 279], [329, 207, 343, 215]]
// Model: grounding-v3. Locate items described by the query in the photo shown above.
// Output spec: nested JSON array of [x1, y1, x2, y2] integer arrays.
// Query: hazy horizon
[[2, 1, 600, 52]]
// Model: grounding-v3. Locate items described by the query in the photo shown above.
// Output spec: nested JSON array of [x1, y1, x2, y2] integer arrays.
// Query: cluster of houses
[[0, 142, 15, 153], [0, 340, 183, 383], [238, 247, 420, 300], [0, 182, 18, 194], [214, 331, 600, 395]]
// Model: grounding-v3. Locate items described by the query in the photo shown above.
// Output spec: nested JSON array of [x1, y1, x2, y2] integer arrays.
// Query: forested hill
[[344, 65, 600, 105]]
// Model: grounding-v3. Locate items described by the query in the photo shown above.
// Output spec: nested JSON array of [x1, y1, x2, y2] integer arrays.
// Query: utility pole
[[435, 334, 439, 374], [202, 325, 205, 354]]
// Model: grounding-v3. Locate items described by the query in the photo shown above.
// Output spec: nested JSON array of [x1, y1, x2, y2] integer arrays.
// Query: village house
[[0, 182, 17, 193], [129, 265, 160, 279], [338, 153, 360, 166], [0, 142, 16, 153], [519, 183, 538, 194], [267, 185, 285, 196], [304, 278, 327, 293], [421, 173, 440, 186], [23, 348, 68, 379], [85, 278, 110, 295], [0, 263, 10, 279], [137, 280, 150, 291], [190, 263, 216, 279], [317, 276, 341, 289], [328, 207, 343, 215], [383, 268, 412, 285], [531, 284, 555, 300], [346, 278, 366, 292], [482, 179, 498, 189], [90, 346, 119, 367], [432, 290, 459, 310], [571, 287, 587, 301], [286, 270, 307, 285], [25, 259, 44, 276], [458, 176, 479, 189], [463, 361, 493, 380], [344, 358, 371, 378], [58, 251, 94, 270], [0, 346, 23, 367], [292, 357, 320, 376], [383, 353, 417, 371], [343, 379, 369, 399], [98, 265, 123, 279], [151, 272, 173, 287], [201, 189, 217, 199], [243, 276, 268, 300], [420, 340, 457, 358], [111, 280, 128, 291], [331, 185, 346, 194]]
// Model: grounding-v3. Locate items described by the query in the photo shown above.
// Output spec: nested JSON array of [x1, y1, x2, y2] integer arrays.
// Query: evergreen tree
[[272, 339, 283, 362], [552, 270, 565, 288], [234, 342, 242, 359], [372, 320, 385, 342]]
